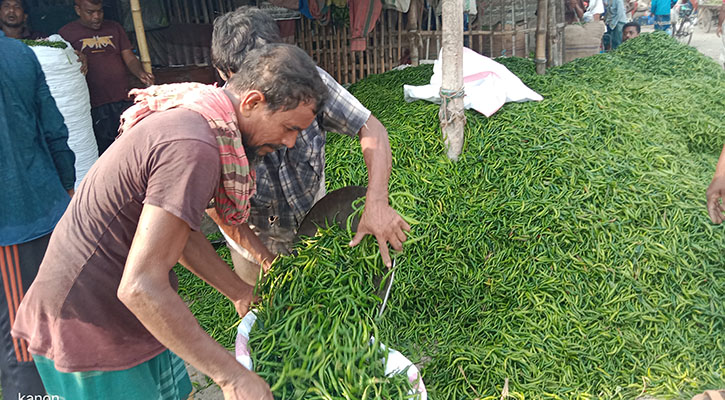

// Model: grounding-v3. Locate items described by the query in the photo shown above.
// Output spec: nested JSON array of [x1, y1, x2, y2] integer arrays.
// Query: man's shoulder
[[135, 108, 217, 145], [58, 20, 81, 36]]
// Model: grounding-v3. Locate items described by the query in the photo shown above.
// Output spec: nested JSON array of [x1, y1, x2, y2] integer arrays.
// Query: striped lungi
[[0, 234, 50, 398]]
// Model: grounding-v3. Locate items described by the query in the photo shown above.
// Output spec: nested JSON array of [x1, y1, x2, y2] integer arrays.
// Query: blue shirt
[[650, 0, 672, 16], [0, 31, 76, 246]]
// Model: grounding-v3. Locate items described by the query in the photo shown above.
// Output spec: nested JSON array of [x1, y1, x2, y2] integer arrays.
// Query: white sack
[[403, 47, 543, 118], [30, 35, 98, 189]]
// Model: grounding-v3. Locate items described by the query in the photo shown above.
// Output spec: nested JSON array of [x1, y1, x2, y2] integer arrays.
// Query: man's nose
[[283, 133, 297, 148]]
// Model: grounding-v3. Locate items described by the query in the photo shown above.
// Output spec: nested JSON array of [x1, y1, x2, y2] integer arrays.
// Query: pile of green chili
[[178, 32, 725, 399], [249, 223, 417, 399]]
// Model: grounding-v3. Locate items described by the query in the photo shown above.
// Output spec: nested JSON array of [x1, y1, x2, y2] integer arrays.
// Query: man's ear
[[239, 90, 266, 117], [74, 5, 81, 17], [216, 68, 229, 82]]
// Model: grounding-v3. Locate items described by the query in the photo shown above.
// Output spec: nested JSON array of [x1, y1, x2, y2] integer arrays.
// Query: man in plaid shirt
[[208, 7, 410, 285]]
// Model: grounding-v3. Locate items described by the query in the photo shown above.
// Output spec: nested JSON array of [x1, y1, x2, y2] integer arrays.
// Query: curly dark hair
[[226, 44, 328, 114], [211, 6, 281, 76]]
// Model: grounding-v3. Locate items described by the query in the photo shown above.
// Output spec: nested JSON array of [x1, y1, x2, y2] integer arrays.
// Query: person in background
[[622, 20, 641, 41], [626, 0, 638, 20], [583, 0, 605, 21], [605, 0, 628, 49], [566, 0, 586, 23], [0, 0, 44, 39], [59, 0, 154, 155], [650, 0, 673, 32], [209, 7, 410, 286], [0, 29, 75, 400]]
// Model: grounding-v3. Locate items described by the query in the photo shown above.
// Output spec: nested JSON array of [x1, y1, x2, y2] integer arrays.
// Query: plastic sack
[[30, 35, 98, 189], [403, 47, 543, 118], [236, 311, 428, 399]]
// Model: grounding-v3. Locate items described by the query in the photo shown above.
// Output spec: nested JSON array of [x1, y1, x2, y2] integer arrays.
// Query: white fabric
[[383, 0, 410, 12], [403, 47, 543, 118], [30, 35, 98, 189], [236, 310, 428, 399], [583, 0, 606, 21]]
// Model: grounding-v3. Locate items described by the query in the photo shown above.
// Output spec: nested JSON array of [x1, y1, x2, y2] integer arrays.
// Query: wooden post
[[547, 0, 556, 67], [130, 0, 152, 74], [408, 0, 420, 66], [440, 0, 465, 160], [535, 0, 548, 74]]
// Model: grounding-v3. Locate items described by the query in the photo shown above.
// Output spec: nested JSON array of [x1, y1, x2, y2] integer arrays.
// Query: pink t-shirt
[[13, 108, 220, 372]]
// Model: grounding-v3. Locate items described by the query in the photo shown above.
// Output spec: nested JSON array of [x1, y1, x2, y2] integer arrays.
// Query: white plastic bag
[[403, 47, 543, 117], [30, 35, 98, 189], [235, 311, 428, 399]]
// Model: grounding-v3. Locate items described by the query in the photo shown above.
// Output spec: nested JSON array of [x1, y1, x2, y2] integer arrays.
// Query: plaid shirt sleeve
[[315, 67, 371, 137]]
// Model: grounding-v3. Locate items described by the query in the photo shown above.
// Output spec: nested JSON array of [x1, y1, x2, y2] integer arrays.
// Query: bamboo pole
[[547, 0, 555, 67], [373, 17, 380, 74], [408, 0, 420, 65], [424, 6, 431, 59], [335, 26, 342, 84], [359, 50, 365, 82], [440, 0, 465, 160], [343, 25, 351, 84], [535, 0, 548, 74], [511, 0, 516, 56], [397, 12, 403, 64], [130, 0, 152, 74], [523, 0, 530, 56]]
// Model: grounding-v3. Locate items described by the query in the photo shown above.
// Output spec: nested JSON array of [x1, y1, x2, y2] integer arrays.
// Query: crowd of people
[[565, 0, 720, 52]]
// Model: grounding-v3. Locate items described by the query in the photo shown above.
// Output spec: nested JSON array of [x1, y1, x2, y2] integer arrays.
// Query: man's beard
[[1, 18, 23, 28], [244, 145, 262, 166]]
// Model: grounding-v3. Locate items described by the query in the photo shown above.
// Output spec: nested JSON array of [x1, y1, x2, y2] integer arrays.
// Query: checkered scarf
[[119, 83, 255, 225]]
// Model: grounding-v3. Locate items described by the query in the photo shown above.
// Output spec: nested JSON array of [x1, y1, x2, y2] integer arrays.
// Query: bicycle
[[672, 3, 697, 45]]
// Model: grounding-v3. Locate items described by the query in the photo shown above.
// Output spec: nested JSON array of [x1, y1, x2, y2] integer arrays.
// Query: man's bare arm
[[121, 49, 154, 86], [206, 208, 276, 273], [118, 204, 271, 399], [179, 230, 257, 317], [349, 115, 410, 267]]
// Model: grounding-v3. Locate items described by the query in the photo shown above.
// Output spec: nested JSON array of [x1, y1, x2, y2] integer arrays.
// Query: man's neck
[[1, 25, 25, 39]]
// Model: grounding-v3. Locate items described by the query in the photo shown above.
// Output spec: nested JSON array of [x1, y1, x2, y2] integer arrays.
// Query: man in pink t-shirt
[[13, 45, 328, 400], [59, 0, 155, 155]]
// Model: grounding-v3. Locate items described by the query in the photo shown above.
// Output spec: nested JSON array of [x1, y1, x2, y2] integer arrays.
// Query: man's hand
[[707, 175, 725, 224], [120, 49, 155, 87], [232, 292, 257, 319], [349, 200, 411, 267], [138, 70, 155, 87], [220, 373, 273, 400], [74, 50, 88, 75]]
